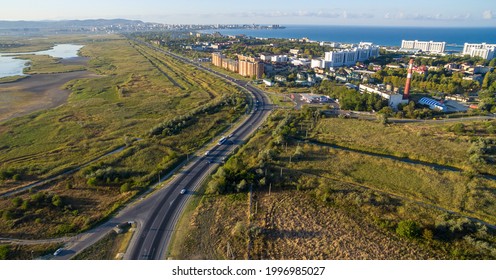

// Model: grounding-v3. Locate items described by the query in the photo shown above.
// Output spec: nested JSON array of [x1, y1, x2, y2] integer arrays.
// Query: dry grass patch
[[251, 190, 440, 260], [175, 193, 250, 260]]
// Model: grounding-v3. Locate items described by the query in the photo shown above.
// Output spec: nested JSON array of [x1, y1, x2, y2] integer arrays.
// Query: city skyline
[[1, 0, 495, 27]]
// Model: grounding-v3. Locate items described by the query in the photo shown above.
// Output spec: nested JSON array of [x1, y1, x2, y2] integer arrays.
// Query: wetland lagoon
[[0, 44, 91, 122], [0, 44, 84, 78]]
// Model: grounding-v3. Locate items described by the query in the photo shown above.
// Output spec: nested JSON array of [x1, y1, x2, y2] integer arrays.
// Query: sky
[[1, 0, 495, 27]]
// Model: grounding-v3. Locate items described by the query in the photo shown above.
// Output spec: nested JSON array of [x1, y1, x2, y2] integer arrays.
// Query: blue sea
[[203, 25, 496, 51]]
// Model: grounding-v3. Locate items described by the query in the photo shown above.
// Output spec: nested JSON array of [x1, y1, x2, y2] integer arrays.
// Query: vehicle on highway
[[218, 136, 227, 145], [228, 133, 233, 138], [53, 248, 63, 256], [204, 150, 210, 156], [180, 189, 187, 195]]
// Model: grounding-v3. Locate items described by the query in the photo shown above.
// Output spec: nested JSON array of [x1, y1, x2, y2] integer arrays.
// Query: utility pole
[[269, 183, 272, 196]]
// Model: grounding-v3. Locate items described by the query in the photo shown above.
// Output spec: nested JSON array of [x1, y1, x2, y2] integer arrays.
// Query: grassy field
[[281, 143, 496, 225], [314, 118, 496, 174], [0, 34, 247, 240], [265, 92, 295, 108], [251, 190, 440, 259], [172, 110, 496, 259], [0, 242, 61, 260], [170, 192, 250, 260], [73, 228, 134, 260], [0, 76, 28, 84], [17, 54, 86, 74]]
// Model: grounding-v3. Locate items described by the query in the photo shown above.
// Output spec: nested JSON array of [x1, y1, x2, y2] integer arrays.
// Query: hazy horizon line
[[0, 18, 495, 29]]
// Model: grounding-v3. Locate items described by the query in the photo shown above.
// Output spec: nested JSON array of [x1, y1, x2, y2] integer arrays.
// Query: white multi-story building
[[463, 43, 496, 60], [271, 55, 289, 63], [259, 54, 273, 62], [311, 59, 325, 69], [324, 51, 347, 67], [400, 40, 446, 53], [323, 44, 379, 68]]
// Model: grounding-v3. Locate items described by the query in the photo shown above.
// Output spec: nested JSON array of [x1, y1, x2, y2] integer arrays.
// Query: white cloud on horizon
[[207, 10, 375, 20], [483, 10, 493, 20], [384, 12, 472, 21]]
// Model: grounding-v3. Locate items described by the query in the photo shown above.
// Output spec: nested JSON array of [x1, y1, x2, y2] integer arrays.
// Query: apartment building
[[239, 59, 264, 79], [212, 52, 264, 79]]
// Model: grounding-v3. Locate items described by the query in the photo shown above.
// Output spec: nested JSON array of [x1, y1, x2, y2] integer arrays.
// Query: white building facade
[[463, 43, 496, 60], [400, 40, 446, 53], [271, 55, 289, 63]]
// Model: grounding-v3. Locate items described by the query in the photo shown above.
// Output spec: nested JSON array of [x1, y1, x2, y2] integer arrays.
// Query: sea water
[[203, 25, 496, 50]]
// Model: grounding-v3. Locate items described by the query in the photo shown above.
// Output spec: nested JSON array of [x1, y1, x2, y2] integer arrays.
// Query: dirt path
[[0, 70, 98, 122]]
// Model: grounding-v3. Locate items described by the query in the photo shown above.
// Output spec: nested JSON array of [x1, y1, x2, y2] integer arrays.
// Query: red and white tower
[[403, 58, 414, 100]]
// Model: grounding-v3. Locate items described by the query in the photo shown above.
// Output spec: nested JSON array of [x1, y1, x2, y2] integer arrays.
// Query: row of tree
[[373, 68, 481, 95]]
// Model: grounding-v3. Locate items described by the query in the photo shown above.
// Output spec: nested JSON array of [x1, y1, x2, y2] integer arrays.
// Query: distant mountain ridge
[[0, 19, 147, 29]]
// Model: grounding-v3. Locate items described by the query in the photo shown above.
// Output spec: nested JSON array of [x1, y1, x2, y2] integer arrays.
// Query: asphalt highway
[[126, 42, 272, 258], [51, 38, 271, 260]]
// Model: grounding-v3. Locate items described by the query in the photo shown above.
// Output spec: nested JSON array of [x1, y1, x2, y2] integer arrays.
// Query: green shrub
[[87, 177, 97, 186], [120, 183, 131, 193], [2, 210, 13, 221], [396, 220, 421, 239], [11, 197, 23, 208], [0, 245, 10, 260], [52, 195, 63, 208]]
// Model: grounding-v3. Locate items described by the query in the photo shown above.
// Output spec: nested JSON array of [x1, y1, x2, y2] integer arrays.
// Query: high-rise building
[[400, 40, 446, 53], [212, 52, 224, 67], [463, 43, 496, 60], [212, 53, 264, 79], [323, 43, 379, 68], [222, 59, 239, 72], [239, 59, 264, 79]]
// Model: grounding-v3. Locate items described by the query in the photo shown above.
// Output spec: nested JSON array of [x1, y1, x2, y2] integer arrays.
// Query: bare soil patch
[[0, 70, 98, 122]]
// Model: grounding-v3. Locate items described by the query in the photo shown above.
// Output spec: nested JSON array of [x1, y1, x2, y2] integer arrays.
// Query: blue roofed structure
[[418, 97, 446, 111]]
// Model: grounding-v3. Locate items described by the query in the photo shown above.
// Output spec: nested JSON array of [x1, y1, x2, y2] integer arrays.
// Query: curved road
[[51, 38, 272, 260], [126, 41, 272, 259]]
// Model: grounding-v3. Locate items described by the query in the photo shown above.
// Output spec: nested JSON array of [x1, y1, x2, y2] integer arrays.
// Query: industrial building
[[359, 84, 407, 110], [359, 59, 414, 110]]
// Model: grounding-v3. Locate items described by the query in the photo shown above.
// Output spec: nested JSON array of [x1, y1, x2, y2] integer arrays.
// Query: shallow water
[[0, 44, 84, 78]]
